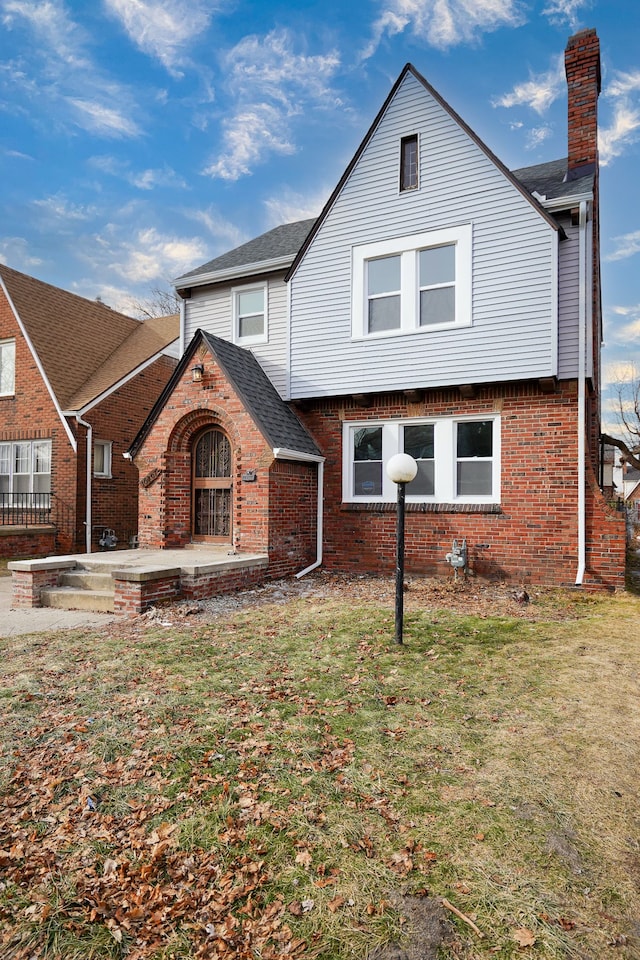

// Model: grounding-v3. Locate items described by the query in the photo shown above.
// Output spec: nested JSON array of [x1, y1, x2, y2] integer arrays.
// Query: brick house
[[0, 264, 178, 558], [129, 29, 625, 590]]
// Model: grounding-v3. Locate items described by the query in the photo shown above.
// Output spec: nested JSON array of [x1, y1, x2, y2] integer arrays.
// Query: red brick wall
[[267, 459, 317, 577], [0, 288, 78, 554], [298, 381, 625, 590], [82, 356, 177, 551]]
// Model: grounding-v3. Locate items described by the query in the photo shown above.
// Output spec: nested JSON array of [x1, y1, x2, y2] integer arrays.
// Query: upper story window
[[94, 440, 112, 478], [352, 225, 472, 340], [343, 416, 500, 504], [0, 339, 15, 396], [400, 134, 418, 192], [232, 283, 268, 345]]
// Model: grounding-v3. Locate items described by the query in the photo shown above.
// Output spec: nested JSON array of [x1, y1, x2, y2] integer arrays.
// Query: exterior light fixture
[[191, 363, 204, 383], [386, 453, 418, 645]]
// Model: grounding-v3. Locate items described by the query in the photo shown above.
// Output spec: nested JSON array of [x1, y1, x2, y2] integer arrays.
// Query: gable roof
[[286, 63, 560, 281], [128, 329, 321, 460], [175, 219, 316, 289], [512, 157, 594, 204], [0, 263, 178, 412]]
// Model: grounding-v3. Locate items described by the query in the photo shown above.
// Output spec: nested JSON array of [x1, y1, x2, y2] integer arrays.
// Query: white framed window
[[352, 225, 472, 339], [232, 283, 268, 345], [93, 440, 112, 478], [343, 415, 500, 504], [400, 134, 419, 192], [0, 439, 51, 506], [0, 339, 15, 396]]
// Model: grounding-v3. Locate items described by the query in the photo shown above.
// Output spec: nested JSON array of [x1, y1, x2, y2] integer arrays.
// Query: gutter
[[175, 254, 294, 291], [575, 199, 588, 585], [272, 447, 325, 578], [75, 414, 93, 554]]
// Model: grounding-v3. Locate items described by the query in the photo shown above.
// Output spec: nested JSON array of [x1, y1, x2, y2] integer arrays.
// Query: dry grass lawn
[[0, 574, 639, 959]]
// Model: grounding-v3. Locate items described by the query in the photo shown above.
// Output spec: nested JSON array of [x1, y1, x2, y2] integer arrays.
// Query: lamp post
[[386, 453, 418, 645]]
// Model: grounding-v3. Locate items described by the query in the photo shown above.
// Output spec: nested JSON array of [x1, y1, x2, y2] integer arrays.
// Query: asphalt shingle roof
[[0, 263, 179, 411], [511, 157, 594, 202], [175, 219, 316, 285], [201, 332, 321, 457]]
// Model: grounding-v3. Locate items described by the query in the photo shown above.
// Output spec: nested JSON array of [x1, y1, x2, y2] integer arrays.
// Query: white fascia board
[[537, 191, 593, 212], [174, 255, 293, 290], [0, 275, 77, 452], [273, 447, 324, 463], [64, 343, 179, 418]]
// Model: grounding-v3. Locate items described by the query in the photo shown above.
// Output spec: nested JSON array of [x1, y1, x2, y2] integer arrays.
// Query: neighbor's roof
[[174, 219, 316, 288], [128, 329, 321, 460], [0, 263, 178, 411]]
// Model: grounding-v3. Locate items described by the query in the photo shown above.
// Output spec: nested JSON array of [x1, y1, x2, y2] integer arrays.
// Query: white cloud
[[32, 194, 96, 221], [263, 188, 328, 228], [605, 231, 640, 262], [67, 98, 141, 138], [603, 359, 639, 387], [361, 0, 523, 60], [599, 102, 640, 166], [103, 0, 213, 75], [606, 70, 640, 99], [91, 226, 209, 284], [204, 104, 296, 181], [183, 206, 247, 250], [541, 0, 590, 29], [0, 237, 43, 271], [526, 125, 553, 149], [605, 305, 640, 345], [0, 0, 141, 139], [3, 147, 33, 160], [493, 56, 565, 115], [205, 30, 341, 181]]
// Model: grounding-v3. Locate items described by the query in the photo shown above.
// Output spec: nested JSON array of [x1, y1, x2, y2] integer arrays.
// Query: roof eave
[[174, 255, 293, 290]]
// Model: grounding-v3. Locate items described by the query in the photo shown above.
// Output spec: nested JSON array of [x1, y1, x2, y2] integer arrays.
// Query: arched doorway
[[192, 427, 232, 542]]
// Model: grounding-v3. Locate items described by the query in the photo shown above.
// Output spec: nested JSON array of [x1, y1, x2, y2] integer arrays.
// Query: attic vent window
[[400, 134, 418, 192]]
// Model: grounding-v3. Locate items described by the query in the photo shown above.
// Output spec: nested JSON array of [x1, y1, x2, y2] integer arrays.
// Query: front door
[[192, 428, 232, 541]]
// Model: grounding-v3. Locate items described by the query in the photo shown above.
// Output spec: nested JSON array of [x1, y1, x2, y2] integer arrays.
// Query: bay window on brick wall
[[0, 439, 51, 506], [352, 225, 472, 339], [0, 339, 15, 396], [343, 416, 500, 504]]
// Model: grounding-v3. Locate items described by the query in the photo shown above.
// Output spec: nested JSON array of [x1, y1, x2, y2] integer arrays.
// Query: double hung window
[[352, 225, 471, 339], [344, 416, 499, 504], [0, 439, 51, 506], [232, 283, 268, 345], [0, 339, 15, 396]]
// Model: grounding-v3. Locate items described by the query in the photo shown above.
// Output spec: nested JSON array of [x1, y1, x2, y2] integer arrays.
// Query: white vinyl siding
[[184, 274, 288, 397], [344, 416, 500, 504], [289, 71, 558, 399]]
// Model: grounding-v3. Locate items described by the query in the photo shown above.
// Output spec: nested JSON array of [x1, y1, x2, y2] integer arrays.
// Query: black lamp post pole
[[395, 480, 406, 645]]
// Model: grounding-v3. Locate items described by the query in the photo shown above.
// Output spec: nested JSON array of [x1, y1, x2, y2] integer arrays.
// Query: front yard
[[0, 575, 638, 959]]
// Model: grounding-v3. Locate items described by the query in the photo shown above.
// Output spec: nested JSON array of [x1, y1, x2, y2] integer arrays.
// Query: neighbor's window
[[352, 225, 472, 339], [94, 440, 112, 478], [343, 417, 499, 504], [0, 439, 51, 506], [233, 284, 268, 344], [0, 339, 15, 396], [400, 134, 418, 192]]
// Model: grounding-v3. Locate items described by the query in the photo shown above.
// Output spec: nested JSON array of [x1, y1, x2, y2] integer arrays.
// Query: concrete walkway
[[0, 575, 116, 637]]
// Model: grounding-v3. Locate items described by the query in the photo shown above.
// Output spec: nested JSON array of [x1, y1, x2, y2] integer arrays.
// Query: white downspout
[[76, 415, 92, 554], [271, 448, 324, 579], [575, 200, 588, 585]]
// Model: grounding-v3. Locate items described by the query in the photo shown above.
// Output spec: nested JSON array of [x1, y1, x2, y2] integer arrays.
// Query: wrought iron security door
[[192, 429, 232, 541]]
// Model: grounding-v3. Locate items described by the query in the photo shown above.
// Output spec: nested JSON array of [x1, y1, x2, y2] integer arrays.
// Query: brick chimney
[[565, 28, 601, 180]]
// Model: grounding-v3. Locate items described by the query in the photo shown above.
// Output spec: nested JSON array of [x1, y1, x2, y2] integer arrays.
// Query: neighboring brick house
[[129, 29, 625, 590], [0, 264, 178, 557]]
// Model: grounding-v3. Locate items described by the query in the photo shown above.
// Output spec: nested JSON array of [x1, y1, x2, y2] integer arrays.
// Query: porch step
[[40, 563, 115, 613], [40, 585, 115, 613]]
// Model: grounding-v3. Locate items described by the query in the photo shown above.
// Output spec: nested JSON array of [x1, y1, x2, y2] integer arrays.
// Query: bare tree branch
[[125, 285, 180, 320], [601, 433, 640, 472]]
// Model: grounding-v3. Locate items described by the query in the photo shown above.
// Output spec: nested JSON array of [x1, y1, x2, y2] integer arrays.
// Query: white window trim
[[352, 225, 472, 340], [232, 282, 268, 346], [0, 338, 16, 397], [93, 440, 112, 478], [342, 415, 500, 504], [0, 439, 51, 504]]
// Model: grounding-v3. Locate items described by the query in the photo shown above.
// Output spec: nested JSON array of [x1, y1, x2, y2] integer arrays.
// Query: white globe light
[[386, 453, 418, 484]]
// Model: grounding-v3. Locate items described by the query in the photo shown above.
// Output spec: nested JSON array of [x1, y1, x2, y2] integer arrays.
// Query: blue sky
[[1, 0, 638, 430]]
